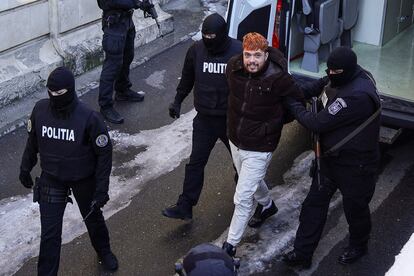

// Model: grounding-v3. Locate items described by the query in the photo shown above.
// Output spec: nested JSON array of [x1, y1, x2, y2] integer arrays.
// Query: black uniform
[[20, 96, 113, 275], [163, 14, 242, 218], [175, 38, 242, 209], [285, 64, 381, 260], [98, 0, 139, 108]]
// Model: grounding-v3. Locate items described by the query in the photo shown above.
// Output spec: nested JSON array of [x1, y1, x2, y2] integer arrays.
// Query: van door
[[226, 0, 290, 54], [399, 0, 414, 32]]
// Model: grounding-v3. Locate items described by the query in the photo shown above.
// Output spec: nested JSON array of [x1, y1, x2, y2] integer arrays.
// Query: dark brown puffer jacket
[[226, 47, 304, 152]]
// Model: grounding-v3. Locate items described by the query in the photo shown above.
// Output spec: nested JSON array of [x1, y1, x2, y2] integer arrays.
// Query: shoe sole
[[103, 117, 124, 124], [115, 97, 144, 102], [161, 210, 192, 221]]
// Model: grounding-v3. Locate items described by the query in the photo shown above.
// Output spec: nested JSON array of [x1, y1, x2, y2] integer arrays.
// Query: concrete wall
[[0, 0, 174, 108], [0, 1, 49, 52]]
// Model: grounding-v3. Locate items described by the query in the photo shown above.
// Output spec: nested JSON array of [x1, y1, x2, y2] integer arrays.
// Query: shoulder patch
[[328, 98, 347, 115], [96, 134, 109, 147], [27, 119, 32, 133]]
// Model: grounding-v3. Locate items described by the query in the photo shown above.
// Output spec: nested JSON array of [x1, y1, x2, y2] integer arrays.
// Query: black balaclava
[[46, 67, 76, 115], [201, 13, 230, 54], [326, 46, 357, 87]]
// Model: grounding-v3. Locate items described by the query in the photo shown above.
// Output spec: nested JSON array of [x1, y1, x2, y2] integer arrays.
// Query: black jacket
[[287, 66, 381, 164], [174, 38, 242, 116], [20, 99, 112, 194], [226, 47, 304, 152]]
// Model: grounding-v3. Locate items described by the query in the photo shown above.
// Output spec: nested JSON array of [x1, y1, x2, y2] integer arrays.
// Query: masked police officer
[[19, 67, 118, 275], [282, 47, 381, 267], [97, 0, 154, 124], [162, 13, 242, 220]]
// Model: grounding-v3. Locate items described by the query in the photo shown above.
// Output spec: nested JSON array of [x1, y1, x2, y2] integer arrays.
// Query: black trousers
[[99, 15, 135, 108], [293, 156, 377, 259], [177, 113, 231, 208], [38, 174, 111, 276]]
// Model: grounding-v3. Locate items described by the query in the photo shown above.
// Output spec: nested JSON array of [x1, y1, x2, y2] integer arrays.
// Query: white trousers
[[227, 141, 273, 246]]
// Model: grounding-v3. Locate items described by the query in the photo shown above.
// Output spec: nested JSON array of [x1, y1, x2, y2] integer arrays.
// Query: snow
[[386, 233, 414, 276]]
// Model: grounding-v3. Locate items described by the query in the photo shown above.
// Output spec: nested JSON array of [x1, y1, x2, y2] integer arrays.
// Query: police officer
[[282, 47, 381, 267], [162, 13, 242, 220], [97, 0, 153, 124], [19, 67, 118, 275]]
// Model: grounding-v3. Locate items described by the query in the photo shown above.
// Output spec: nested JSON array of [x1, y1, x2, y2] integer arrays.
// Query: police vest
[[34, 99, 97, 181], [322, 71, 381, 161], [193, 39, 242, 116]]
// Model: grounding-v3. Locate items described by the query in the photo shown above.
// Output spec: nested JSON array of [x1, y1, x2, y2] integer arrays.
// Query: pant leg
[[99, 21, 128, 108], [226, 146, 273, 246], [38, 201, 66, 276], [336, 163, 377, 248], [114, 18, 135, 93], [293, 159, 337, 258], [71, 178, 111, 256], [178, 114, 219, 207]]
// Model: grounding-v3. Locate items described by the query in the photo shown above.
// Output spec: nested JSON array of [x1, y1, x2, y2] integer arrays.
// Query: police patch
[[328, 98, 347, 115], [96, 134, 109, 147], [27, 119, 32, 133]]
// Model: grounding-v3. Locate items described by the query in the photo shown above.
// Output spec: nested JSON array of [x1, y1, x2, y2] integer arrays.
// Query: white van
[[226, 0, 414, 130]]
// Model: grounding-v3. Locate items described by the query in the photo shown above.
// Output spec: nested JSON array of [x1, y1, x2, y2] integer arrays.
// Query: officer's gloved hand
[[92, 192, 109, 208], [169, 102, 181, 119], [320, 76, 329, 86], [283, 96, 303, 113], [135, 0, 154, 11], [19, 170, 33, 189]]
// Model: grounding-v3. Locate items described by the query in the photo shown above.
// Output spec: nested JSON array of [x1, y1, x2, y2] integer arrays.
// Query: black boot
[[248, 200, 278, 228], [100, 106, 124, 124], [162, 204, 192, 220], [282, 250, 312, 268], [338, 245, 367, 264], [115, 88, 145, 102], [99, 251, 119, 271], [222, 241, 236, 257]]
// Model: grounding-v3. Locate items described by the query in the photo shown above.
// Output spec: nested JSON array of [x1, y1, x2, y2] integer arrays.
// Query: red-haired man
[[222, 32, 304, 256]]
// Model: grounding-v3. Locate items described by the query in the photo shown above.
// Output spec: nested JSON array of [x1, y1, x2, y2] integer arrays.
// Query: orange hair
[[242, 32, 268, 52]]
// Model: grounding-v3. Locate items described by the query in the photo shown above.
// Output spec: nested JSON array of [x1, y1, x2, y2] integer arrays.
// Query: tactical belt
[[104, 9, 133, 19]]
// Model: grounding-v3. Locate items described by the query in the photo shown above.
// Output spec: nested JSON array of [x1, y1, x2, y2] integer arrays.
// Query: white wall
[[0, 0, 39, 12], [0, 1, 49, 52], [58, 0, 101, 33], [353, 0, 387, 46]]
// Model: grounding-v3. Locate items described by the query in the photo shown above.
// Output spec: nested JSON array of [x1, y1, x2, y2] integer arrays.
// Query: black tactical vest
[[34, 99, 97, 181], [321, 70, 381, 161], [193, 39, 242, 116]]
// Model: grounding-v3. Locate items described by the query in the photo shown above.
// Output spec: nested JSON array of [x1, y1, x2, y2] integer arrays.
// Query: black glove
[[19, 170, 33, 189], [135, 0, 154, 11], [283, 96, 304, 113], [169, 102, 181, 119], [92, 192, 109, 208]]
